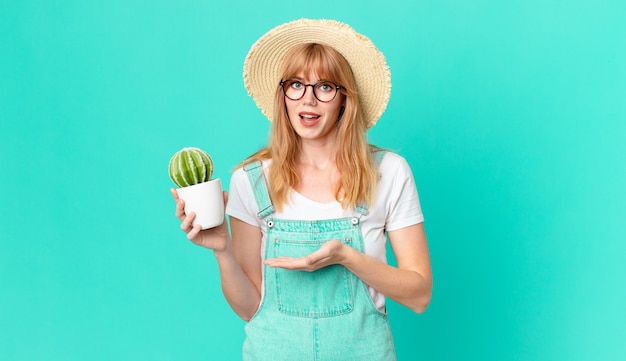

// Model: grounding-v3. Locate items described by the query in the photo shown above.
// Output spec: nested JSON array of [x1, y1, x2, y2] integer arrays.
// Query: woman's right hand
[[171, 188, 230, 253]]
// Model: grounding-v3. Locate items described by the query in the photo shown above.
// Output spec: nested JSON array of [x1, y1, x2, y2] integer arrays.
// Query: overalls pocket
[[273, 238, 355, 318]]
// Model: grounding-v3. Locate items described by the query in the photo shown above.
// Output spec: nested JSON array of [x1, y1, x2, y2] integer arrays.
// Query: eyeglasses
[[280, 79, 342, 102]]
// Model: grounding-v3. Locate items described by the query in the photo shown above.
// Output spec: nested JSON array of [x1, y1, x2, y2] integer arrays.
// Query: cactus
[[168, 147, 214, 188]]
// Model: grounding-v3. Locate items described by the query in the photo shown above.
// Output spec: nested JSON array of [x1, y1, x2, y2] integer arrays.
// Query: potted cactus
[[169, 147, 224, 229]]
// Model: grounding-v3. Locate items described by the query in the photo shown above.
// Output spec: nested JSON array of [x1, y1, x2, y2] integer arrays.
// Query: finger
[[175, 199, 186, 219], [265, 257, 309, 270], [180, 212, 195, 232], [170, 188, 179, 201], [264, 257, 292, 266], [187, 223, 202, 240], [222, 191, 229, 205], [266, 256, 297, 263]]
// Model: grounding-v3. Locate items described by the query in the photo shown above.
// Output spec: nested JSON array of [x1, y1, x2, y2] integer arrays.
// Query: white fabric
[[226, 152, 424, 312]]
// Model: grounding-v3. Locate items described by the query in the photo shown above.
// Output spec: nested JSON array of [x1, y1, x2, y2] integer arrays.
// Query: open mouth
[[299, 112, 321, 126], [299, 113, 320, 120]]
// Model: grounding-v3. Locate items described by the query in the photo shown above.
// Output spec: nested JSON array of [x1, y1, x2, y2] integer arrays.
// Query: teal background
[[1, 0, 625, 360]]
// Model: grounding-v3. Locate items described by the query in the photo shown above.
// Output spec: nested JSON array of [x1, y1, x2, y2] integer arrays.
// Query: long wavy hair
[[241, 43, 379, 211]]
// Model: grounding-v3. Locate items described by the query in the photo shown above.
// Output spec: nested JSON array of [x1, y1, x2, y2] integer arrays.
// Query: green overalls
[[241, 152, 396, 361]]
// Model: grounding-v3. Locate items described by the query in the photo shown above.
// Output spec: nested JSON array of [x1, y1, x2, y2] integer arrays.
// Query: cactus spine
[[169, 147, 214, 188]]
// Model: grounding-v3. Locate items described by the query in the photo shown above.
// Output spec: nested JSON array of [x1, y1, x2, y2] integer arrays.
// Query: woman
[[172, 19, 432, 360]]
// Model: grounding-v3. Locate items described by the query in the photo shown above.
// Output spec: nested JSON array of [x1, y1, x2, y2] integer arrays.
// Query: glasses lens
[[314, 81, 337, 102], [283, 79, 304, 100]]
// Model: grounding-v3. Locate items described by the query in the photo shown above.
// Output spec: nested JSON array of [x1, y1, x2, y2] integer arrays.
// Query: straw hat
[[243, 19, 391, 128]]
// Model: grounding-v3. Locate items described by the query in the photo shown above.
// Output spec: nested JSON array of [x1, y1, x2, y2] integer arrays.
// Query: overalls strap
[[243, 161, 275, 219], [355, 150, 387, 216]]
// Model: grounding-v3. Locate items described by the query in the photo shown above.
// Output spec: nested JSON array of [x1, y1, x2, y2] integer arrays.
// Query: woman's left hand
[[264, 239, 348, 271]]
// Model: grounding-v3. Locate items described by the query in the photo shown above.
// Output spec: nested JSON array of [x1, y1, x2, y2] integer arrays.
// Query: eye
[[289, 81, 303, 89], [317, 82, 335, 92]]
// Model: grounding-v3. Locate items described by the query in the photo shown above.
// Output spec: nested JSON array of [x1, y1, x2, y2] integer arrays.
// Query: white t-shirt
[[226, 152, 424, 312]]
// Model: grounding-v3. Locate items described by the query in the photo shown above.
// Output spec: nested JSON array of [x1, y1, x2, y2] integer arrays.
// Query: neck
[[298, 139, 337, 169]]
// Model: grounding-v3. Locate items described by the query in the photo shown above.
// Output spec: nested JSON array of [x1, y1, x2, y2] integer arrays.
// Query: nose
[[301, 84, 317, 104]]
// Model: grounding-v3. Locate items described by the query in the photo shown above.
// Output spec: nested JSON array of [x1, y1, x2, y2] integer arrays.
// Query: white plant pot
[[176, 178, 224, 230]]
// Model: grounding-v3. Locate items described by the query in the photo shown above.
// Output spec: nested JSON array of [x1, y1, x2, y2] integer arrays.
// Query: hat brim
[[243, 19, 391, 129]]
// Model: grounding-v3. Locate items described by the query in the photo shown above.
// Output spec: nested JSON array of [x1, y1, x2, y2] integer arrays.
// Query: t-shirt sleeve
[[383, 154, 425, 232], [225, 167, 262, 227]]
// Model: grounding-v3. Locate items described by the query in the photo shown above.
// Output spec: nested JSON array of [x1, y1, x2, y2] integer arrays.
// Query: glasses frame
[[280, 78, 342, 103]]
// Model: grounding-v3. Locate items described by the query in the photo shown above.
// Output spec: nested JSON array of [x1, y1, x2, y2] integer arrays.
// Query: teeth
[[301, 115, 318, 119]]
